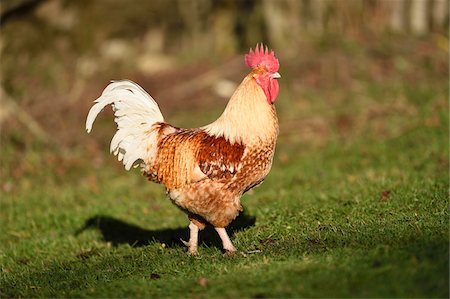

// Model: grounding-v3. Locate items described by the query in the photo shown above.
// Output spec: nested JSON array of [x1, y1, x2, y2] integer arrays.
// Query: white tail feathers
[[86, 80, 164, 170]]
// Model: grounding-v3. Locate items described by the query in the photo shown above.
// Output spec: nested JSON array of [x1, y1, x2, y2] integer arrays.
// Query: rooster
[[86, 44, 281, 255]]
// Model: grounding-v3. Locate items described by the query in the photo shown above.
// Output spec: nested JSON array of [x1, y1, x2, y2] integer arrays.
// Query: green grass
[[1, 29, 449, 297], [1, 108, 448, 297]]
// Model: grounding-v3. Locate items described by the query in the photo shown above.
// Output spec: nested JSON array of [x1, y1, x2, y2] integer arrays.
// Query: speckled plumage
[[86, 44, 280, 254], [143, 72, 278, 228]]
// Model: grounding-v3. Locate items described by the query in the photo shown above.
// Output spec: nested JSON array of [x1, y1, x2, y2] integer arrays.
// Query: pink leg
[[181, 221, 199, 255], [215, 227, 237, 253]]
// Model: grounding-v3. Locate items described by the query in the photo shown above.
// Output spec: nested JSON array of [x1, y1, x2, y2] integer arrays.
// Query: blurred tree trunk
[[263, 0, 301, 55], [212, 6, 238, 56], [410, 0, 429, 35], [431, 0, 449, 29], [388, 0, 407, 33], [309, 0, 326, 34], [178, 0, 214, 54]]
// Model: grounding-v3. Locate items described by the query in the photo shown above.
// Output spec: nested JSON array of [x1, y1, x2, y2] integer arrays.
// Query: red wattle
[[269, 79, 279, 104], [256, 76, 279, 104]]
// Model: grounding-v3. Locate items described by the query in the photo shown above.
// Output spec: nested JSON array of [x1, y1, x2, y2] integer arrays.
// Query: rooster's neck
[[203, 75, 278, 145]]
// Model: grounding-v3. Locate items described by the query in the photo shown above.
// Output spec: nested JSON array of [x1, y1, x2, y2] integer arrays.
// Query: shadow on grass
[[75, 211, 256, 249]]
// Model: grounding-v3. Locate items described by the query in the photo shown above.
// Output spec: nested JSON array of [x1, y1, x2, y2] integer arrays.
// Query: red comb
[[245, 43, 279, 72]]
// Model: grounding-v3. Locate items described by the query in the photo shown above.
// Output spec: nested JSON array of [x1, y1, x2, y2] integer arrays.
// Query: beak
[[272, 72, 281, 79]]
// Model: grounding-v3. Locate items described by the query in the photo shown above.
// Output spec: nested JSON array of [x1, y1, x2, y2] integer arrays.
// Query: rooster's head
[[245, 44, 280, 104]]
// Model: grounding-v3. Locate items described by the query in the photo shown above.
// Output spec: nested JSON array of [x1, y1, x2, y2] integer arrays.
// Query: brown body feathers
[[87, 44, 281, 254], [143, 74, 278, 228]]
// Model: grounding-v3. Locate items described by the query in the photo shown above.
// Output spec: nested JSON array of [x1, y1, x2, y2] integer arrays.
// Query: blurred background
[[1, 1, 449, 296], [0, 0, 448, 199]]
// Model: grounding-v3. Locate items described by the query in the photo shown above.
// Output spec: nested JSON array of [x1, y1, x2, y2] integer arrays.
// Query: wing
[[196, 132, 245, 180], [148, 128, 245, 190]]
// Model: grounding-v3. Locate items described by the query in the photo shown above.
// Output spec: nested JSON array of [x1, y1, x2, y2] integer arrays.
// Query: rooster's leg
[[215, 227, 237, 254], [182, 221, 199, 256]]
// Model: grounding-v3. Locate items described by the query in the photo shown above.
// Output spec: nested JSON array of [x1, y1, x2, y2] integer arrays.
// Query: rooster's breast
[[234, 139, 277, 193]]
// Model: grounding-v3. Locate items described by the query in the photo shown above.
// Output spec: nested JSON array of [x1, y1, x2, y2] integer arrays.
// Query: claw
[[187, 248, 199, 256], [181, 238, 198, 255]]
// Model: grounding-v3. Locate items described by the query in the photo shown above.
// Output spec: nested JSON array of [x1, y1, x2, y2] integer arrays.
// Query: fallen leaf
[[380, 190, 391, 201], [197, 277, 208, 287]]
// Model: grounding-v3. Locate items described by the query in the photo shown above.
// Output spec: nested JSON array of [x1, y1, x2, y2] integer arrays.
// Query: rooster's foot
[[187, 248, 199, 256], [181, 238, 198, 256]]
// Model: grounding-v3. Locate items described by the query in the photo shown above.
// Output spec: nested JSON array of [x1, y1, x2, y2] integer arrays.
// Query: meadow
[[1, 11, 449, 297]]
